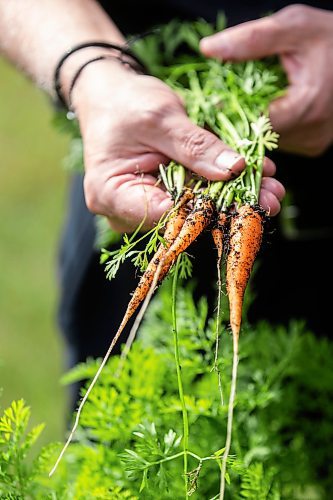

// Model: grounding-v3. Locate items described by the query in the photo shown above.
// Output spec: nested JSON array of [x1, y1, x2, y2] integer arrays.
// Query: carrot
[[160, 196, 215, 273], [219, 203, 264, 500], [226, 204, 264, 339], [212, 211, 228, 263], [211, 211, 228, 404], [110, 195, 214, 380], [129, 204, 189, 311], [49, 192, 195, 477]]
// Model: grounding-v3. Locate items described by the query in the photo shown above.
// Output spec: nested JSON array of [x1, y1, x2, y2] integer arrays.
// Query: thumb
[[200, 12, 293, 61], [156, 113, 245, 180]]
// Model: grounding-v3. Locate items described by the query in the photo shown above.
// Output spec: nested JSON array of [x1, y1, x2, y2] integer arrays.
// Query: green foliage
[[240, 463, 280, 499], [0, 399, 58, 498], [132, 16, 226, 73], [2, 283, 333, 498], [100, 211, 169, 279]]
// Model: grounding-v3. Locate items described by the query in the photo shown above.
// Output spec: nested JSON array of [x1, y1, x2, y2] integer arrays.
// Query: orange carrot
[[111, 190, 193, 342], [128, 201, 190, 314], [160, 196, 215, 273], [226, 204, 264, 339], [49, 192, 193, 477], [219, 204, 264, 499], [212, 211, 228, 262], [125, 188, 193, 312]]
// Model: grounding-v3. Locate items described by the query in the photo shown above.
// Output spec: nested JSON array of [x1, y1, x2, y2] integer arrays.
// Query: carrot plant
[[50, 17, 288, 496], [99, 18, 286, 496], [3, 287, 333, 498]]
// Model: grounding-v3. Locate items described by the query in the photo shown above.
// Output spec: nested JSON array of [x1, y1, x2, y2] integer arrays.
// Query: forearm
[[0, 0, 125, 96]]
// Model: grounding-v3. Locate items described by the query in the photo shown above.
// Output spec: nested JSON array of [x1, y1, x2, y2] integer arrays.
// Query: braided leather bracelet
[[53, 41, 147, 110]]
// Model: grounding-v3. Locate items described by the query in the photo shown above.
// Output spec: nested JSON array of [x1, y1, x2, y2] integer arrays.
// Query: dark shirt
[[99, 0, 333, 31]]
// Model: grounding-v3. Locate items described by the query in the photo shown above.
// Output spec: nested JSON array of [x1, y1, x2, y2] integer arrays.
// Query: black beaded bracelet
[[53, 41, 147, 109]]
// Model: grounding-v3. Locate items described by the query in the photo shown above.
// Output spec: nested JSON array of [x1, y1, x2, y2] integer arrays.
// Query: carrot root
[[219, 204, 265, 498], [212, 211, 228, 405], [161, 197, 215, 273], [226, 204, 264, 338], [49, 193, 194, 476], [219, 334, 239, 500]]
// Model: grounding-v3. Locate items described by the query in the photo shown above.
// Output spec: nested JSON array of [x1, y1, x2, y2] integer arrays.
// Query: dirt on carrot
[[212, 211, 228, 262], [160, 196, 215, 273], [226, 204, 264, 339]]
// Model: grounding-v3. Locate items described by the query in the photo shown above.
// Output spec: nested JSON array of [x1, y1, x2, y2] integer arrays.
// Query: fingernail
[[215, 150, 244, 171]]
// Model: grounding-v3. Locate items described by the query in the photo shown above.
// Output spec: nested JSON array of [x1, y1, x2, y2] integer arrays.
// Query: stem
[[213, 250, 224, 406], [216, 112, 241, 148], [172, 258, 189, 499], [136, 449, 222, 472], [174, 165, 186, 201], [15, 449, 25, 498], [159, 163, 171, 193], [219, 333, 239, 500], [166, 62, 208, 83], [231, 95, 250, 137], [208, 181, 224, 201], [255, 136, 265, 197]]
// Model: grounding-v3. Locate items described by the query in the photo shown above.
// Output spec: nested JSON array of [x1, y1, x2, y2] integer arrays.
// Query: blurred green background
[[0, 58, 70, 445]]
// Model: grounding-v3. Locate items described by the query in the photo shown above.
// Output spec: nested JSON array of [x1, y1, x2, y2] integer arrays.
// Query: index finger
[[200, 13, 292, 61]]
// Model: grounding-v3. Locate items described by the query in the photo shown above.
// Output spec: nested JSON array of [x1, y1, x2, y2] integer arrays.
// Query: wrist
[[70, 57, 138, 119], [54, 41, 146, 109]]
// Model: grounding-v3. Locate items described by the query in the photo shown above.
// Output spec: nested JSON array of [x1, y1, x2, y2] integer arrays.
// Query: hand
[[200, 5, 333, 157], [72, 60, 283, 231]]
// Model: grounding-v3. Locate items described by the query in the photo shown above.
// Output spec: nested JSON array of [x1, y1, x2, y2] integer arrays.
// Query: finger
[[200, 14, 292, 61], [260, 176, 285, 201], [105, 151, 170, 176], [259, 188, 281, 216], [157, 114, 245, 181], [93, 173, 173, 233], [262, 156, 276, 177]]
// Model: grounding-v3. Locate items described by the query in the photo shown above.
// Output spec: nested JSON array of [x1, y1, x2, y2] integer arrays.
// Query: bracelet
[[53, 41, 147, 109], [66, 54, 141, 115]]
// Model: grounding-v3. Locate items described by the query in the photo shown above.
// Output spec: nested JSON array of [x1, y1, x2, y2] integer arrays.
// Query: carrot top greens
[[102, 18, 286, 278], [133, 18, 285, 210]]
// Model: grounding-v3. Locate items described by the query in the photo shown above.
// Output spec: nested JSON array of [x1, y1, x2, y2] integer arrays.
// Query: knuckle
[[140, 106, 165, 128], [278, 4, 311, 30], [182, 129, 217, 160], [140, 97, 180, 129]]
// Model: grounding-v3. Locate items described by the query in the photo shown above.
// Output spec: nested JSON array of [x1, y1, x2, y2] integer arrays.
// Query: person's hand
[[72, 60, 284, 231], [200, 4, 333, 157]]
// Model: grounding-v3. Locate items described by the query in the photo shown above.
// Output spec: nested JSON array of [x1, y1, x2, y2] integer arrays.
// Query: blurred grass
[[0, 58, 70, 445]]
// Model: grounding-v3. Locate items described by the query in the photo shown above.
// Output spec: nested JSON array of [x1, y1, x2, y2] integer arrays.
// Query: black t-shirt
[[98, 0, 333, 31]]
